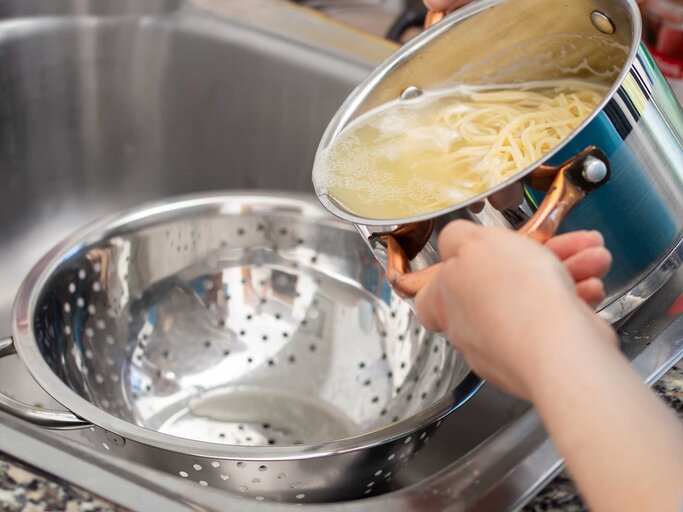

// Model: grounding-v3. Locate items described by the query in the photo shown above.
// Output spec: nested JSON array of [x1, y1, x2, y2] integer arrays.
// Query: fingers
[[563, 246, 612, 282], [545, 230, 604, 260], [575, 277, 606, 309], [414, 268, 446, 332], [487, 183, 524, 211], [437, 220, 481, 259]]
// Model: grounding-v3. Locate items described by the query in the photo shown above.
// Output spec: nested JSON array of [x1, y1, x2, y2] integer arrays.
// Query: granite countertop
[[1, 363, 680, 512]]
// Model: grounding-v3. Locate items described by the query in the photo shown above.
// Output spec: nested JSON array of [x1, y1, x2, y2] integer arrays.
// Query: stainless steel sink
[[0, 2, 680, 510]]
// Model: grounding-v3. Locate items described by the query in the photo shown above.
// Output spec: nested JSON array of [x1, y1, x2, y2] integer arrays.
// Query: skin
[[413, 222, 683, 512]]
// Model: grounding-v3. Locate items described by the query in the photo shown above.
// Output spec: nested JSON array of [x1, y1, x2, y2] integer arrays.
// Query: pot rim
[[312, 0, 642, 227], [11, 191, 484, 460]]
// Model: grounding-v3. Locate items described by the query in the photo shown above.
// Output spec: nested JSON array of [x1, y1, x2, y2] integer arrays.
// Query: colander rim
[[11, 191, 483, 459]]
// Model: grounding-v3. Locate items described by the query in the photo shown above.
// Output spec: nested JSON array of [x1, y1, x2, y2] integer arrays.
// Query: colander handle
[[380, 147, 611, 299], [0, 337, 91, 429]]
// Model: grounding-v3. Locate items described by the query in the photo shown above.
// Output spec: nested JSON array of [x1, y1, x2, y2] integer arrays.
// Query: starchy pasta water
[[313, 79, 608, 220]]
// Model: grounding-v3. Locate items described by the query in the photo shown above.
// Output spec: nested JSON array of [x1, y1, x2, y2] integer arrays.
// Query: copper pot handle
[[379, 147, 611, 299]]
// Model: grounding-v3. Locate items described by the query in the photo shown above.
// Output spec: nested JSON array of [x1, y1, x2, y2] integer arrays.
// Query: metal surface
[[313, 0, 683, 322], [1, 267, 681, 511], [0, 1, 679, 510], [4, 193, 480, 503]]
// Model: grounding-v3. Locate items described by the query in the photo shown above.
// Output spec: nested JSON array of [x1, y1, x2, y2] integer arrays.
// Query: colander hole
[[381, 352, 387, 360], [220, 474, 230, 480], [390, 311, 396, 318], [261, 335, 268, 342], [179, 471, 188, 477], [63, 303, 71, 313], [145, 384, 152, 392], [220, 241, 228, 248], [274, 313, 282, 320], [385, 472, 392, 479], [246, 315, 253, 321], [392, 416, 399, 422], [96, 319, 106, 330], [371, 396, 379, 403], [255, 497, 265, 502], [204, 340, 211, 348], [156, 369, 163, 378], [237, 462, 246, 468], [309, 344, 316, 352], [396, 387, 402, 393], [268, 439, 276, 445], [290, 482, 301, 489], [78, 269, 86, 280], [247, 357, 253, 364], [252, 478, 261, 484], [95, 374, 104, 384], [238, 486, 248, 492], [414, 328, 421, 335], [400, 362, 406, 369], [358, 362, 365, 369], [288, 355, 296, 363], [77, 298, 85, 308], [237, 228, 245, 236], [380, 331, 387, 337], [277, 472, 287, 480], [310, 256, 318, 264], [433, 366, 439, 373], [257, 224, 265, 231], [301, 320, 307, 327], [279, 228, 288, 236], [387, 454, 395, 461], [241, 278, 247, 285], [260, 298, 267, 305], [258, 465, 267, 472], [199, 481, 208, 487], [380, 409, 387, 416], [268, 359, 275, 366], [240, 330, 246, 336], [92, 282, 101, 292], [102, 443, 110, 450], [433, 345, 438, 353], [420, 432, 427, 440], [237, 425, 244, 431], [436, 420, 443, 427], [374, 470, 382, 476], [367, 481, 375, 487], [68, 283, 76, 293], [223, 350, 230, 356], [398, 335, 404, 341], [262, 423, 270, 429], [296, 494, 305, 500], [282, 332, 289, 338], [405, 436, 412, 444], [219, 433, 225, 439], [162, 349, 170, 358], [225, 293, 231, 301], [364, 490, 372, 495], [246, 437, 253, 442], [421, 392, 427, 400], [363, 379, 371, 386], [413, 375, 419, 383], [406, 394, 413, 401], [297, 238, 304, 245], [387, 371, 393, 378], [85, 350, 93, 359]]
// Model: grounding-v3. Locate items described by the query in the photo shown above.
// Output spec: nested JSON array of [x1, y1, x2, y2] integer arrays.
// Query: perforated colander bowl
[[5, 193, 481, 503]]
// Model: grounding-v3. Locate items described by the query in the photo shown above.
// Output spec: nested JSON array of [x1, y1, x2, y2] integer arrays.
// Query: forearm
[[530, 325, 683, 512]]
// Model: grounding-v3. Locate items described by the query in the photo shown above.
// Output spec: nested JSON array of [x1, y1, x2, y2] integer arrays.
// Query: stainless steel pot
[[0, 193, 479, 503], [313, 0, 683, 321]]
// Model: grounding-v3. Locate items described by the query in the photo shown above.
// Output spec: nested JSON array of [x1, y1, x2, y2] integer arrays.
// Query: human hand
[[414, 221, 617, 400]]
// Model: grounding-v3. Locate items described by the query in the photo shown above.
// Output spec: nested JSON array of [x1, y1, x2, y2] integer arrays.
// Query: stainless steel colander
[[0, 193, 480, 503]]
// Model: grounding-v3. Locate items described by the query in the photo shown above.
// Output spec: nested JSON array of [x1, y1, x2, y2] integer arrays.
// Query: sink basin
[[0, 1, 680, 510]]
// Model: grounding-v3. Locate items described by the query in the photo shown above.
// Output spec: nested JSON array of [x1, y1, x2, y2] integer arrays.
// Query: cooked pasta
[[313, 79, 608, 220]]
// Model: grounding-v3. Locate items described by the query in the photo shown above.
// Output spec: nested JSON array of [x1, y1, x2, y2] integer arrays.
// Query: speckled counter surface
[[1, 364, 681, 512]]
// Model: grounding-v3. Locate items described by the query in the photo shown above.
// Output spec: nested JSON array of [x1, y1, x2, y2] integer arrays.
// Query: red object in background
[[640, 0, 683, 100]]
